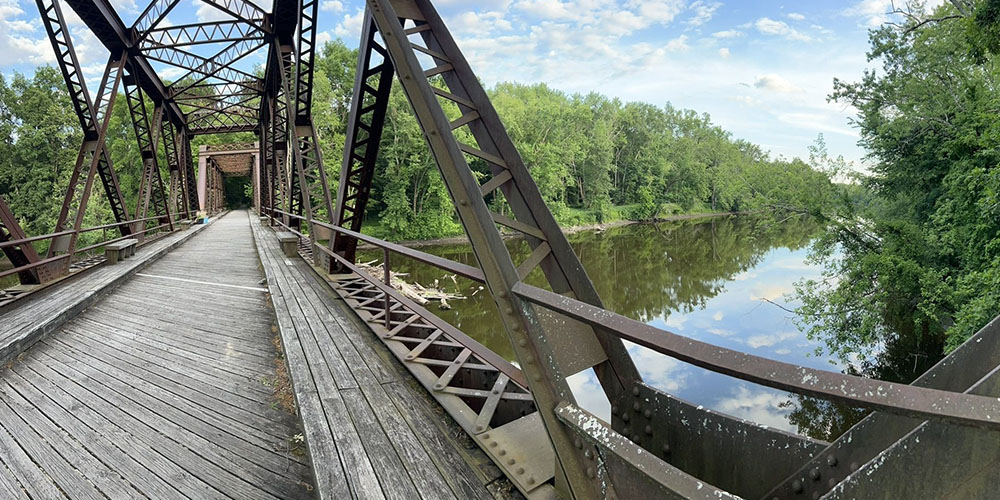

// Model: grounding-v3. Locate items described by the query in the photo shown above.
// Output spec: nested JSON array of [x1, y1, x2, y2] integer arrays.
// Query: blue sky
[[0, 0, 940, 166]]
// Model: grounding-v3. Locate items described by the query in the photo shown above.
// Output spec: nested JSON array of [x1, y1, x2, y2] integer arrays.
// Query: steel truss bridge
[[0, 0, 998, 498]]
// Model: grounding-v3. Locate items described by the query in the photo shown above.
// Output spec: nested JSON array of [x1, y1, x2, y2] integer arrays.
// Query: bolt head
[[632, 386, 640, 396], [791, 479, 803, 493], [611, 405, 619, 415], [517, 467, 525, 475], [574, 438, 583, 449], [587, 468, 595, 479], [584, 449, 593, 459], [644, 409, 652, 419], [810, 468, 821, 480], [633, 401, 641, 411], [644, 425, 652, 435], [662, 444, 670, 455], [827, 455, 838, 467]]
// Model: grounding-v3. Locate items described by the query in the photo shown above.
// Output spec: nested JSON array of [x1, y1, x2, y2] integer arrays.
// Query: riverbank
[[362, 210, 740, 249]]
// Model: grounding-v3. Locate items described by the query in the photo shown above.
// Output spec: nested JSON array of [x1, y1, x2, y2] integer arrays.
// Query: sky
[[0, 0, 940, 166]]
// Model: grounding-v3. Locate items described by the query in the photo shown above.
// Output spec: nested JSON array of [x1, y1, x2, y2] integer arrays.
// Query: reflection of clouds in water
[[746, 331, 798, 348], [625, 341, 688, 392], [772, 257, 818, 272], [706, 327, 736, 337], [566, 369, 611, 422], [715, 384, 794, 431], [749, 283, 793, 302], [663, 313, 687, 331]]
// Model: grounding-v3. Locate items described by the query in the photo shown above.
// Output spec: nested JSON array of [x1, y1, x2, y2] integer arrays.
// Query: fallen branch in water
[[358, 261, 465, 310]]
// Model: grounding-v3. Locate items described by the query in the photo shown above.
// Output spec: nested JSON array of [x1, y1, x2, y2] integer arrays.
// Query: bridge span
[[1, 0, 999, 497]]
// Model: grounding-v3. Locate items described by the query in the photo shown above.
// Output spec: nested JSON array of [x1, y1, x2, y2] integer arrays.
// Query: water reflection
[[360, 215, 862, 437]]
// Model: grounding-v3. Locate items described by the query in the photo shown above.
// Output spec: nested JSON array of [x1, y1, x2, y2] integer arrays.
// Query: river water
[[361, 215, 860, 438]]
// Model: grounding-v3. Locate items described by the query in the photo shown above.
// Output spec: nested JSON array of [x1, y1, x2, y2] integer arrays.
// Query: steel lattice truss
[[3, 0, 996, 499]]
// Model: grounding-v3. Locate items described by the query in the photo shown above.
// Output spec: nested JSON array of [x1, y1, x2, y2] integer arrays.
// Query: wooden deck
[[250, 215, 507, 500], [0, 211, 313, 499], [0, 218, 212, 366]]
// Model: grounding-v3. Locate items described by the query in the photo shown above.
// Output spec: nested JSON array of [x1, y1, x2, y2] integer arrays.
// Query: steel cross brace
[[124, 71, 173, 237], [356, 0, 641, 496], [46, 52, 127, 270], [37, 0, 132, 237], [330, 12, 394, 270]]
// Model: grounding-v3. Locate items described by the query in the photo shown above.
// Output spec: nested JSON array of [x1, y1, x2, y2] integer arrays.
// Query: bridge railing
[[0, 210, 197, 282], [266, 206, 1000, 430]]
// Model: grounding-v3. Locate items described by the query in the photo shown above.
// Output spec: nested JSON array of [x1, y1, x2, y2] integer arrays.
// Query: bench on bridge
[[275, 231, 298, 257], [104, 238, 138, 264]]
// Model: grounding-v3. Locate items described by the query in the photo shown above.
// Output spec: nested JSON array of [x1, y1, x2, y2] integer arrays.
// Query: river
[[360, 214, 872, 439]]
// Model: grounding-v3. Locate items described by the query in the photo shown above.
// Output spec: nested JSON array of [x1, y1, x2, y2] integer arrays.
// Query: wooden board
[[249, 214, 504, 500], [0, 211, 313, 499]]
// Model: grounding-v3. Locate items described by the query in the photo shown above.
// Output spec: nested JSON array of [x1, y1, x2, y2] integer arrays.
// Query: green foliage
[[1, 39, 837, 258], [796, 0, 1000, 364]]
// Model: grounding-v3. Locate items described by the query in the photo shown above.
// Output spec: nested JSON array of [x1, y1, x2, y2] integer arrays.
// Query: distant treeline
[[0, 40, 839, 245]]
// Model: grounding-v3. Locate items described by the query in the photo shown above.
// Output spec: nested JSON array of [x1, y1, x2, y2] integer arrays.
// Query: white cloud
[[754, 17, 811, 42], [712, 311, 724, 321], [665, 34, 688, 52], [715, 385, 793, 430], [746, 331, 798, 348], [843, 0, 946, 28], [718, 47, 730, 58], [566, 369, 611, 421], [753, 73, 802, 93], [193, 0, 235, 22], [333, 8, 365, 39], [707, 327, 735, 337], [626, 0, 685, 25], [786, 12, 805, 21], [712, 29, 743, 39], [316, 31, 331, 46], [663, 313, 687, 331], [447, 10, 513, 36], [685, 0, 720, 26], [320, 0, 343, 12], [626, 341, 689, 392]]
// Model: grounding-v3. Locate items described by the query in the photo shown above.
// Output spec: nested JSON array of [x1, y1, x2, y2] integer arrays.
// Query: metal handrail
[[264, 208, 1000, 431], [512, 281, 1000, 431], [0, 213, 193, 280]]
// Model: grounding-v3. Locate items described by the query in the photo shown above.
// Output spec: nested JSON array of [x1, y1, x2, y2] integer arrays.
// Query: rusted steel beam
[[63, 0, 185, 125], [139, 20, 261, 49], [513, 282, 1000, 430], [0, 197, 50, 285], [330, 12, 393, 270], [363, 1, 603, 495], [124, 76, 172, 235], [37, 0, 131, 231], [47, 52, 127, 270], [555, 402, 738, 500]]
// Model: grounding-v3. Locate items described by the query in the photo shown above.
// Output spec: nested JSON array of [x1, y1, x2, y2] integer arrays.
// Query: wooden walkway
[[0, 211, 313, 499], [250, 215, 506, 500], [0, 220, 212, 366]]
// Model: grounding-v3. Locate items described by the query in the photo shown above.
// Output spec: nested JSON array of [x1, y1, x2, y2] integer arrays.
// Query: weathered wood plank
[[0, 211, 313, 500]]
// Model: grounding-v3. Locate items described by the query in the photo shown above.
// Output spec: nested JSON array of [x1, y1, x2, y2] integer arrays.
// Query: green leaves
[[799, 0, 1000, 364]]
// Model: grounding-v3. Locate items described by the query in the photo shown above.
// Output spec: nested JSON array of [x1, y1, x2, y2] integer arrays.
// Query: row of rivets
[[482, 433, 537, 487]]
